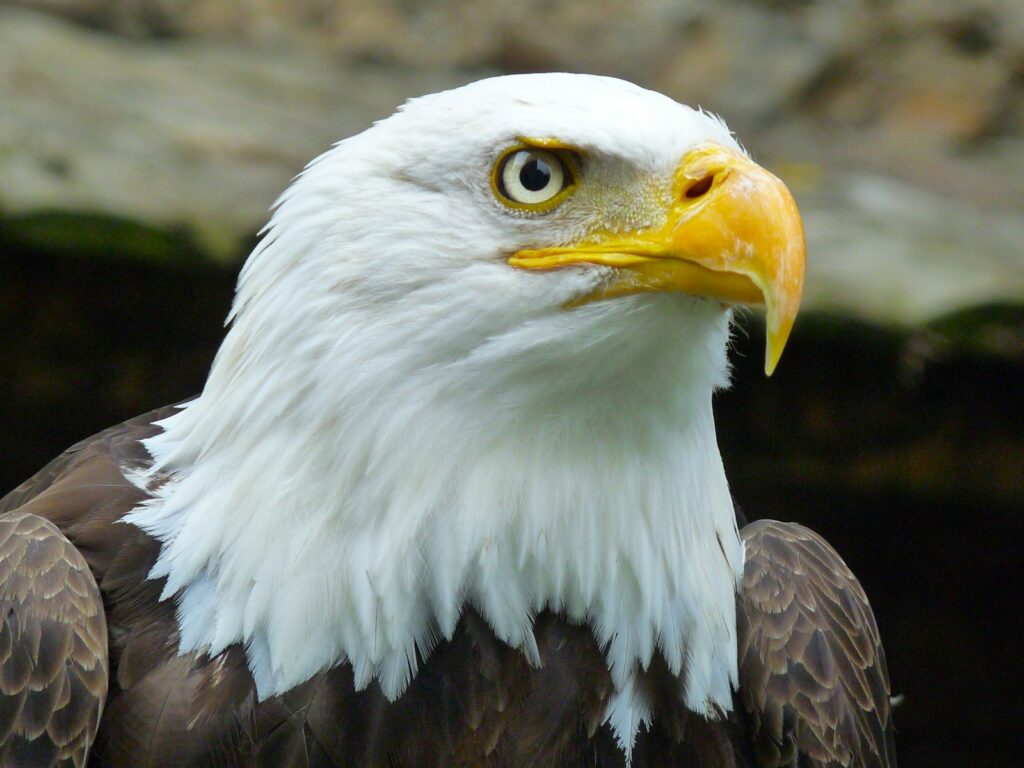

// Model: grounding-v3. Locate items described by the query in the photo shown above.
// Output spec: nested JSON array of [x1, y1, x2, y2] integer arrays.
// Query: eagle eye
[[492, 147, 578, 211]]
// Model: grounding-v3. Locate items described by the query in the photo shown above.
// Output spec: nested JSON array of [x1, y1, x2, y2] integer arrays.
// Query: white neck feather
[[127, 307, 742, 757]]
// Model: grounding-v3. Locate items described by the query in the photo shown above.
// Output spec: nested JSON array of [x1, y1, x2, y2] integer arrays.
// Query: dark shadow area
[[1, 239, 1021, 766], [0, 227, 236, 487]]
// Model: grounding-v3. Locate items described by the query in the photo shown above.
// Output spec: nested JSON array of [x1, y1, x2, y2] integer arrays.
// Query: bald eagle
[[0, 74, 895, 767]]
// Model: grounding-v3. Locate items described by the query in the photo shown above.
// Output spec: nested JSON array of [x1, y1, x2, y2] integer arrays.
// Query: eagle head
[[231, 74, 803, 399]]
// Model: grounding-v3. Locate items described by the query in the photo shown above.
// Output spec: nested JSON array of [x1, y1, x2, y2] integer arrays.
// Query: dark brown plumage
[[0, 407, 896, 767], [736, 521, 897, 768], [0, 513, 107, 767]]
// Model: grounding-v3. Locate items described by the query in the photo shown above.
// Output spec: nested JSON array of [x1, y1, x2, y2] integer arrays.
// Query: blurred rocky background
[[1, 1, 1022, 765]]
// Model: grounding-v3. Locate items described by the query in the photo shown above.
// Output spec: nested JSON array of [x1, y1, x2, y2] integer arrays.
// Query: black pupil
[[520, 156, 553, 192]]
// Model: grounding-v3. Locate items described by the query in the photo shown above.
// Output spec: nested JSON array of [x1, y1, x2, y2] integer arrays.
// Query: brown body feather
[[0, 407, 895, 767]]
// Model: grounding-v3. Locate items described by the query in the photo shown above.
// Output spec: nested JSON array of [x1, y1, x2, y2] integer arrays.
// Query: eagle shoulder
[[736, 520, 897, 768], [0, 511, 108, 768]]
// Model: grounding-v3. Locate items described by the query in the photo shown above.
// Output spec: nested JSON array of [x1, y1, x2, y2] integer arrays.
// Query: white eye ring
[[497, 149, 569, 206]]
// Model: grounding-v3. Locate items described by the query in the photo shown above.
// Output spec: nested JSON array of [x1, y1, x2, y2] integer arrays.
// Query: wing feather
[[0, 511, 108, 768], [737, 520, 896, 768]]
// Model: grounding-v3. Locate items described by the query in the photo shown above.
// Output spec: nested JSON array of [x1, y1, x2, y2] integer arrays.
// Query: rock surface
[[2, 2, 1023, 326], [0, 8, 472, 259]]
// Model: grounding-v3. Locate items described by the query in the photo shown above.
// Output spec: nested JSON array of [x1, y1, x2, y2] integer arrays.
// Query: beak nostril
[[684, 175, 715, 199]]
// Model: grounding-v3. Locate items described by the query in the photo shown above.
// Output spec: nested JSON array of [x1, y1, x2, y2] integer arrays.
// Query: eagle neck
[[126, 295, 743, 759]]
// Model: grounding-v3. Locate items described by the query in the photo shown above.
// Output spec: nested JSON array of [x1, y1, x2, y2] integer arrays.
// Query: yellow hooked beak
[[507, 145, 806, 375]]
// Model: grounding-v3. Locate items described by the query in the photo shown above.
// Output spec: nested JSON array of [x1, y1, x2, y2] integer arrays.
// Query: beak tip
[[763, 316, 795, 377]]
